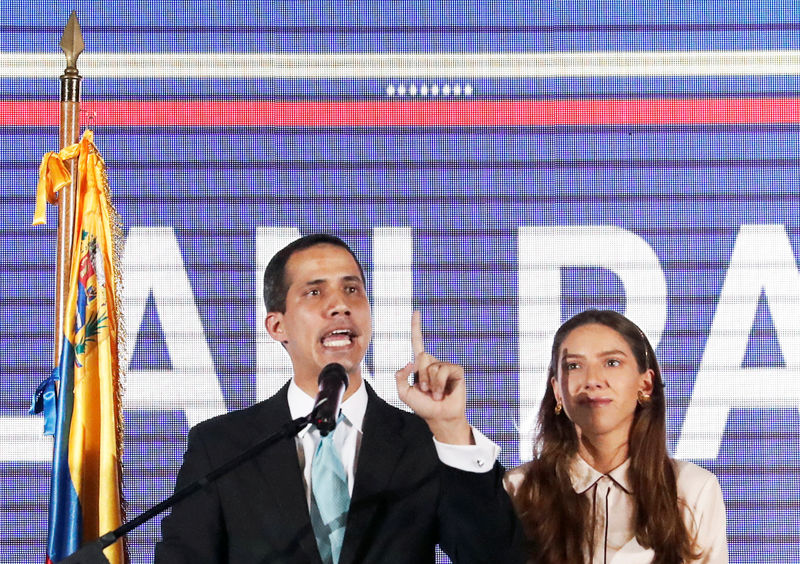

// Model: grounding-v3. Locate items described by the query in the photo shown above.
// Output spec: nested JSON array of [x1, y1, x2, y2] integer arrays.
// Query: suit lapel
[[250, 383, 323, 564], [338, 384, 407, 564]]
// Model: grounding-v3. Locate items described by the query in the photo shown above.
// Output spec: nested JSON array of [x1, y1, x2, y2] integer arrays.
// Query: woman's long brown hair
[[512, 310, 699, 564]]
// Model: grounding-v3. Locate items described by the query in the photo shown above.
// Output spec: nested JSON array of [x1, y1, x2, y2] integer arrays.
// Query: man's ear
[[265, 312, 287, 344]]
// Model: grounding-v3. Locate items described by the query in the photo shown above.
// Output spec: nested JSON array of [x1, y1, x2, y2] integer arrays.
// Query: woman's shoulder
[[504, 461, 534, 494], [672, 460, 729, 561], [672, 459, 724, 505], [673, 459, 719, 483]]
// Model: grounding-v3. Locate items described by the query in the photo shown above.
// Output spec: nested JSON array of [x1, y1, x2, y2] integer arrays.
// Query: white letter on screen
[[677, 224, 800, 460], [122, 227, 226, 427], [369, 227, 413, 410], [518, 226, 667, 461], [255, 227, 301, 402]]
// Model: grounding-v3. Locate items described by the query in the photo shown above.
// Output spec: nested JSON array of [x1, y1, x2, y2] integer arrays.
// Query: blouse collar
[[569, 455, 633, 495]]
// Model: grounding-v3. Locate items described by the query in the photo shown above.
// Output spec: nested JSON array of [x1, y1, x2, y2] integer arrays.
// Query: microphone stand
[[57, 415, 312, 563]]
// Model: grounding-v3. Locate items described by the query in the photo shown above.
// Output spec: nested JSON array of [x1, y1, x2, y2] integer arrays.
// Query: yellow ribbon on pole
[[33, 135, 85, 226]]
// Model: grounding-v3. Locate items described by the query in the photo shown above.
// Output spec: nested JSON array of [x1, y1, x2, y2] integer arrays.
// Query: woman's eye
[[607, 359, 620, 367], [566, 362, 580, 370]]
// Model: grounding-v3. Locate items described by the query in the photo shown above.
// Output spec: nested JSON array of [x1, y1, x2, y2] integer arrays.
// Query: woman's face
[[552, 323, 653, 444]]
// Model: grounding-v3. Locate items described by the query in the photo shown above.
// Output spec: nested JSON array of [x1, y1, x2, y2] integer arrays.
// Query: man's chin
[[316, 352, 363, 376], [311, 336, 360, 363]]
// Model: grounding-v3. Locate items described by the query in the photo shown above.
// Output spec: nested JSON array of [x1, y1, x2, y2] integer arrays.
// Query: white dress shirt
[[288, 379, 500, 508], [505, 456, 729, 564]]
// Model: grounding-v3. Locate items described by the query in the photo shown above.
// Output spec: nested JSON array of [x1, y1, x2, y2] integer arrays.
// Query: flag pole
[[54, 11, 83, 364]]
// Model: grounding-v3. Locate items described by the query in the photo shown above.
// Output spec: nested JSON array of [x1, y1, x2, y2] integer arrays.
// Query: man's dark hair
[[263, 233, 366, 313]]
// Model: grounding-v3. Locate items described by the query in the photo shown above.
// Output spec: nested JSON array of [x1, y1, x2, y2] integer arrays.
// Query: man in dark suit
[[154, 234, 526, 564]]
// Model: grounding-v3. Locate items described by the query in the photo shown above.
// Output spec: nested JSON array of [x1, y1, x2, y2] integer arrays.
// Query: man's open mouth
[[321, 329, 355, 348]]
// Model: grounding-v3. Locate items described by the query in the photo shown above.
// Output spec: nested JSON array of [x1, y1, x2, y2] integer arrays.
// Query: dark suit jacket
[[154, 381, 527, 563]]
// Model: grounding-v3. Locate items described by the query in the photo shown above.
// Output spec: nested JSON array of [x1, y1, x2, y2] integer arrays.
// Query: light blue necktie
[[310, 425, 350, 564]]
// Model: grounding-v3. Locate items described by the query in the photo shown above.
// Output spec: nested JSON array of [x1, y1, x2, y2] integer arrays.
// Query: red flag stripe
[[5, 99, 800, 126]]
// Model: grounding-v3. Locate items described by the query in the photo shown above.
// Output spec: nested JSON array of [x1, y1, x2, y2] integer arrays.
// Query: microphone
[[311, 363, 349, 436]]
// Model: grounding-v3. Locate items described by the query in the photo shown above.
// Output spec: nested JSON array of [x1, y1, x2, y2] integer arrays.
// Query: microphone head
[[318, 362, 349, 391], [312, 363, 349, 435]]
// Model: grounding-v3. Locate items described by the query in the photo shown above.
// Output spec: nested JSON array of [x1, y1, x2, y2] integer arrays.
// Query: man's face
[[265, 244, 372, 390]]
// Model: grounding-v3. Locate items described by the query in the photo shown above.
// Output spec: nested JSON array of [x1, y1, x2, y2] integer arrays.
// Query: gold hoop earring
[[637, 390, 651, 406], [554, 401, 563, 415]]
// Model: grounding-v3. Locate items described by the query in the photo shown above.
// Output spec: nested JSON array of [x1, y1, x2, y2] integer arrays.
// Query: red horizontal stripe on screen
[[4, 99, 800, 126]]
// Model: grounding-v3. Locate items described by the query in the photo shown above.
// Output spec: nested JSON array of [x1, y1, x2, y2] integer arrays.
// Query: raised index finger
[[411, 310, 425, 357]]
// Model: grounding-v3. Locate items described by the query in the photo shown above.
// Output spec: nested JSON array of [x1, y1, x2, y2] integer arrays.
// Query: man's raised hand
[[395, 311, 473, 445]]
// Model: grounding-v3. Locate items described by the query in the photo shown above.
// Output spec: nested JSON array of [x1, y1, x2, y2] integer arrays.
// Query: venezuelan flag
[[32, 130, 127, 564]]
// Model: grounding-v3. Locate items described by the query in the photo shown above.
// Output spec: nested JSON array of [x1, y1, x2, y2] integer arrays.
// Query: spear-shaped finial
[[60, 11, 84, 77]]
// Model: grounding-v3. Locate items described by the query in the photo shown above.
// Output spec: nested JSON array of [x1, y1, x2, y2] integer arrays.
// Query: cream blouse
[[504, 456, 728, 564]]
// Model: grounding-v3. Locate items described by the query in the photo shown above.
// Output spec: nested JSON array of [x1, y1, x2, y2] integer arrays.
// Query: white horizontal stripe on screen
[[0, 417, 52, 462], [5, 51, 800, 78]]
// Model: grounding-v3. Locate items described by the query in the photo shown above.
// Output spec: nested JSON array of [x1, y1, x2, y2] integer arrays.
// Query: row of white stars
[[386, 83, 473, 97]]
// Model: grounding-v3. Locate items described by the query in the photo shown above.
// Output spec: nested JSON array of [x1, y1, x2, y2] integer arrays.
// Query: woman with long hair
[[505, 310, 727, 564]]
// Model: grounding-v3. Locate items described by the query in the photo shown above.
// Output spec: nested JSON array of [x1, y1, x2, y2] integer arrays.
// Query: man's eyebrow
[[300, 275, 364, 286]]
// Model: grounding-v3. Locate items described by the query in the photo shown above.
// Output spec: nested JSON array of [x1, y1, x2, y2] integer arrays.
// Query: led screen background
[[2, 2, 800, 562]]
